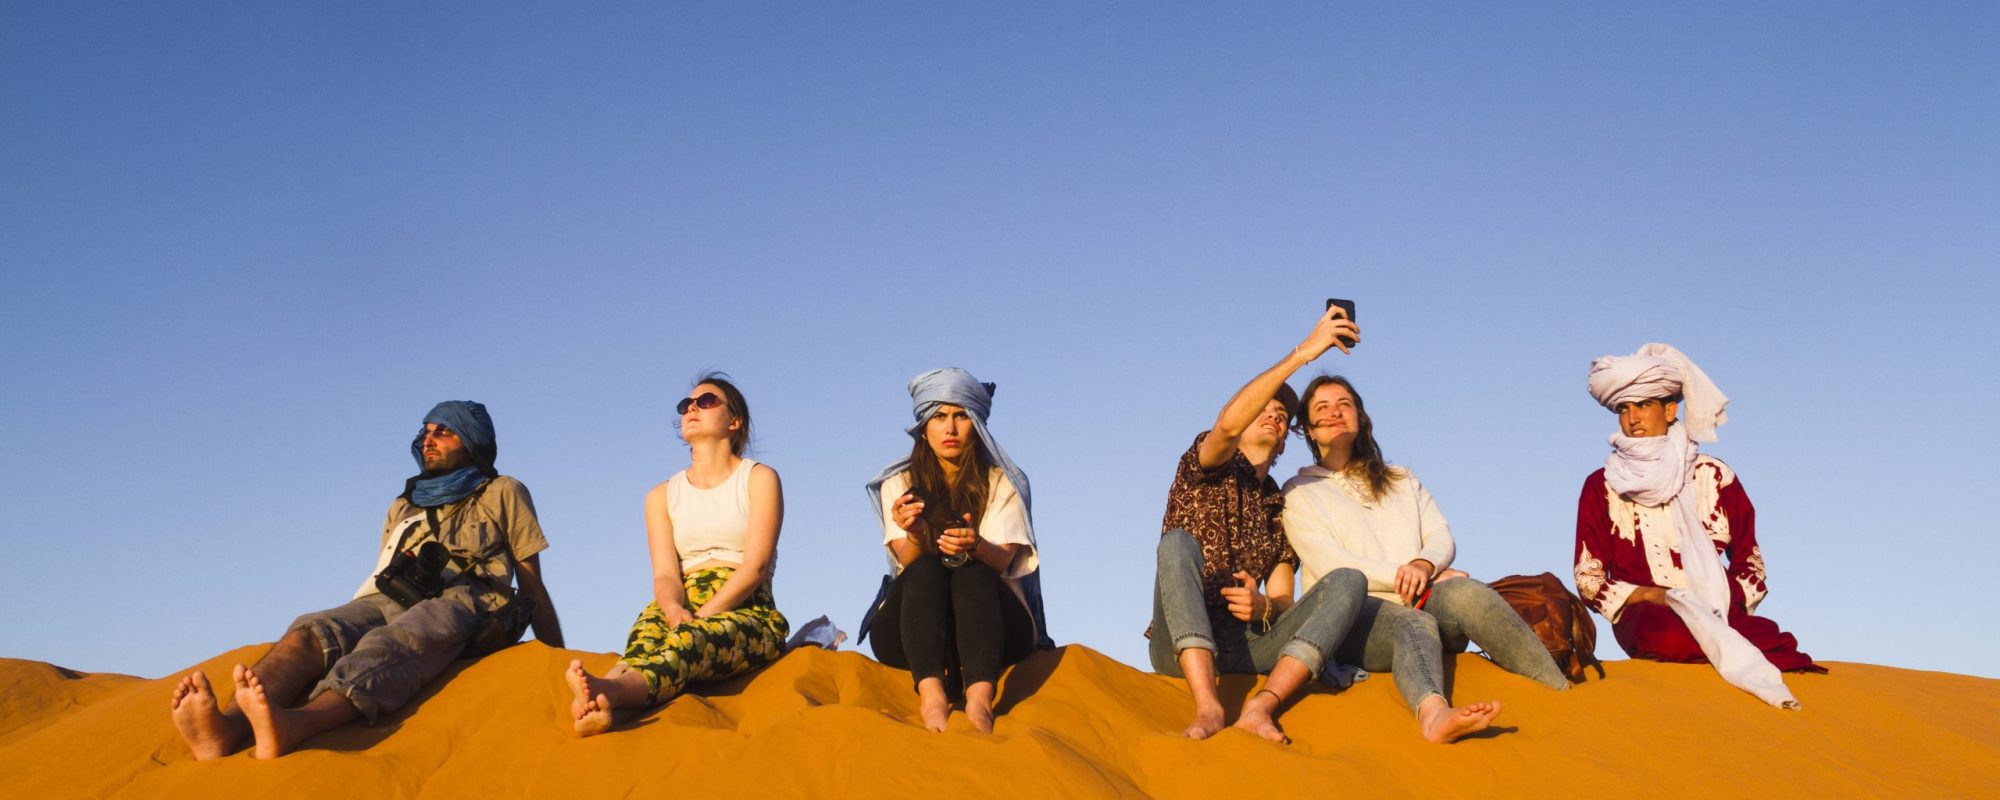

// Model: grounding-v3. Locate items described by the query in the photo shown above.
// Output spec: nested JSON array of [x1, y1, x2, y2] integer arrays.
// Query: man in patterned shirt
[[1149, 306, 1368, 743]]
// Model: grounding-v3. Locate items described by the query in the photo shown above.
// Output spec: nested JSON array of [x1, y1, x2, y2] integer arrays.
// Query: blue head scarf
[[865, 368, 1032, 525], [407, 400, 497, 508], [863, 368, 1053, 649]]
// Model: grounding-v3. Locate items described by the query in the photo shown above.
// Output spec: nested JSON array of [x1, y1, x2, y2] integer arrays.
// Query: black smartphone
[[1325, 298, 1358, 348]]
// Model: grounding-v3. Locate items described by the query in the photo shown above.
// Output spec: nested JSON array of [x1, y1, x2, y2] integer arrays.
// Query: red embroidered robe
[[1573, 455, 1819, 671]]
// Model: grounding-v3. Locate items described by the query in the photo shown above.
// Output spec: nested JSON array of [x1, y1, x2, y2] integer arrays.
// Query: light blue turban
[[864, 368, 1032, 526]]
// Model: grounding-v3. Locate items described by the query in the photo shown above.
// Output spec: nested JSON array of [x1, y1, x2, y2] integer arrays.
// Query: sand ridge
[[2, 644, 1996, 798]]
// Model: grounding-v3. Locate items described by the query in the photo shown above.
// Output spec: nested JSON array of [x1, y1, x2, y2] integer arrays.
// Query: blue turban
[[863, 368, 1053, 648], [407, 400, 497, 508]]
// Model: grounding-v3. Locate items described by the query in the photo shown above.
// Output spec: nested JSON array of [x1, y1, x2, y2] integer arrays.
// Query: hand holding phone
[[1325, 298, 1358, 349]]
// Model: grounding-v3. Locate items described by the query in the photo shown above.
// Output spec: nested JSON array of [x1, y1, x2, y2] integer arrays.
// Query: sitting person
[[860, 368, 1050, 734], [566, 374, 791, 736], [1282, 375, 1568, 744], [169, 401, 563, 759], [1150, 307, 1368, 745], [1575, 344, 1821, 708]]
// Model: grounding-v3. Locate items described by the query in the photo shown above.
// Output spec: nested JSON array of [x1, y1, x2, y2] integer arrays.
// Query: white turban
[[1587, 343, 1730, 443]]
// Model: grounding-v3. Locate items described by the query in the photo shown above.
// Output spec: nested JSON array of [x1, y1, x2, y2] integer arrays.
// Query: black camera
[[903, 484, 971, 568], [374, 540, 451, 609]]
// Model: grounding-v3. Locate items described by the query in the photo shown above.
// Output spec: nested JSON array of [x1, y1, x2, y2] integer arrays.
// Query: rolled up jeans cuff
[[308, 680, 384, 726], [1279, 638, 1327, 679], [1172, 633, 1216, 655]]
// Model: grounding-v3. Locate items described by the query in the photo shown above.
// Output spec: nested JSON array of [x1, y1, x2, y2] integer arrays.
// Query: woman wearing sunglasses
[[861, 368, 1050, 734], [564, 373, 790, 736]]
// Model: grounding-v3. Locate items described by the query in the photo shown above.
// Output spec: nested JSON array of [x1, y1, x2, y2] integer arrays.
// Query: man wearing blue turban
[[168, 401, 564, 759]]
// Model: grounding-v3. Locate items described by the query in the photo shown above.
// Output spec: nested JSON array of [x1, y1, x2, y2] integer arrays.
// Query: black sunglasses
[[676, 392, 724, 415]]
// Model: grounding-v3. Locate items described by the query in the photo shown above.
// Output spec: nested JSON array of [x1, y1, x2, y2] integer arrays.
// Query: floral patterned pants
[[618, 567, 790, 704]]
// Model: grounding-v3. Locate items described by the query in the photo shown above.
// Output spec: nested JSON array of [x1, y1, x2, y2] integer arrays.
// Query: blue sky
[[3, 3, 1995, 680]]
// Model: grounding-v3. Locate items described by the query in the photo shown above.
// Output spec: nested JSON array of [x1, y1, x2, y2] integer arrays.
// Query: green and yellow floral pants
[[619, 566, 790, 705]]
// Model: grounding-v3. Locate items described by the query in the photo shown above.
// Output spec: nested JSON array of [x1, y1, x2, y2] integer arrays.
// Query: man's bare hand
[[1294, 304, 1361, 363], [1221, 571, 1267, 622]]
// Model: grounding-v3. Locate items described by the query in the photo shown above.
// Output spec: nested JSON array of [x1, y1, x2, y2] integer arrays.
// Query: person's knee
[[1157, 529, 1200, 566], [1316, 567, 1366, 595], [901, 556, 950, 588], [1432, 575, 1490, 603], [949, 561, 1002, 597], [278, 624, 328, 661]]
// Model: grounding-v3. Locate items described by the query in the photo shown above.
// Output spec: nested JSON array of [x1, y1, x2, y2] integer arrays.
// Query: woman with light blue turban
[[861, 368, 1051, 733]]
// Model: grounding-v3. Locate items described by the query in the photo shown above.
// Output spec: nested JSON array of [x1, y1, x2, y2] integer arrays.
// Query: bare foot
[[573, 693, 614, 737], [1232, 703, 1290, 744], [1420, 699, 1501, 743], [917, 680, 951, 733], [566, 661, 622, 737], [170, 671, 245, 760], [964, 682, 996, 734], [233, 664, 297, 759], [564, 661, 593, 721], [1183, 701, 1226, 740]]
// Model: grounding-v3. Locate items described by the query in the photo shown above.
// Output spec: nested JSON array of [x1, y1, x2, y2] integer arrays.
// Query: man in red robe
[[1573, 345, 1821, 693]]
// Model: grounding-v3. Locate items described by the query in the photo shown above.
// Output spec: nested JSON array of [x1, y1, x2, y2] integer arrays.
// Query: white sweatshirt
[[1280, 465, 1455, 604]]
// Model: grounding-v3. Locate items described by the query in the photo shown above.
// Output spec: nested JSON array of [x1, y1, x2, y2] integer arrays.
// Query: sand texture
[[2, 644, 1995, 798]]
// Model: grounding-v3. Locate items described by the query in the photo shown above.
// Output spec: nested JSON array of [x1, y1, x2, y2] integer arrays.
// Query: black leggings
[[869, 557, 1035, 688]]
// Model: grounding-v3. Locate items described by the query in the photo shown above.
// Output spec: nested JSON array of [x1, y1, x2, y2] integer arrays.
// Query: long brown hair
[[906, 417, 995, 525], [1295, 374, 1401, 500]]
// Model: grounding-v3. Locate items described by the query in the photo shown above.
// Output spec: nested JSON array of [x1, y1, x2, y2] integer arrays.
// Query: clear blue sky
[[4, 3, 1995, 680]]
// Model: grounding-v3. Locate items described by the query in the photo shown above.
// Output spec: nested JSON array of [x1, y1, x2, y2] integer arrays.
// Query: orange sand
[[2, 645, 1995, 798]]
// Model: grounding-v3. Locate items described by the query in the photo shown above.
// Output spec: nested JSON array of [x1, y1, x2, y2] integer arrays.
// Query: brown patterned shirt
[[1160, 432, 1298, 628]]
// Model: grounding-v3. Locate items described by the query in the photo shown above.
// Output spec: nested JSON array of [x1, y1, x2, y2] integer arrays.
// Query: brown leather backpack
[[1487, 572, 1604, 683]]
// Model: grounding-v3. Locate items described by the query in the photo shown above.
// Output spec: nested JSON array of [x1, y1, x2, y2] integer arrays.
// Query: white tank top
[[666, 458, 757, 571]]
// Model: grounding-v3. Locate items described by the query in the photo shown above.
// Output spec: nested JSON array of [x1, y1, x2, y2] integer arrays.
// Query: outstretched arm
[[1196, 306, 1358, 470]]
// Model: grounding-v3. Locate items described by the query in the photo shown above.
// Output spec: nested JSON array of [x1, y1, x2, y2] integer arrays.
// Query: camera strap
[[423, 484, 518, 599]]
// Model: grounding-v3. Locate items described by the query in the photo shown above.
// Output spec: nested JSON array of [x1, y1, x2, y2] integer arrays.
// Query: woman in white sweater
[[1281, 375, 1566, 743]]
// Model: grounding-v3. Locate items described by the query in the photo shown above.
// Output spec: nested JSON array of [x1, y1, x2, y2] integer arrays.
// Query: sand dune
[[2, 644, 1995, 798]]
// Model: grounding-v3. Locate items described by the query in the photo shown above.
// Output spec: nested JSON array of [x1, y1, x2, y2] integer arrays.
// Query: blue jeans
[[1148, 529, 1365, 679], [285, 584, 481, 724], [1334, 577, 1569, 712]]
